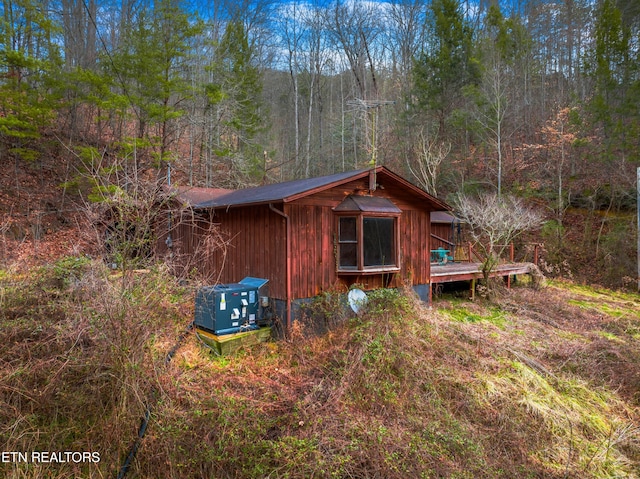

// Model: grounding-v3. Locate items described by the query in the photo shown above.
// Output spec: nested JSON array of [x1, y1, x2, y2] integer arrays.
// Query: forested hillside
[[0, 0, 639, 286]]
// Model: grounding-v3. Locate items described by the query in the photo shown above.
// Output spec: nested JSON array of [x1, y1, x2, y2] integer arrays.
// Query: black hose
[[116, 408, 151, 479], [116, 321, 194, 479]]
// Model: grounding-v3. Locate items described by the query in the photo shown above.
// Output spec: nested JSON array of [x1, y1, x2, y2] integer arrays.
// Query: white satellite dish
[[348, 288, 368, 314]]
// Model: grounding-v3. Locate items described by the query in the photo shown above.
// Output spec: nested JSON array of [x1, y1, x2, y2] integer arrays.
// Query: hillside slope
[[0, 150, 97, 266], [1, 263, 639, 478]]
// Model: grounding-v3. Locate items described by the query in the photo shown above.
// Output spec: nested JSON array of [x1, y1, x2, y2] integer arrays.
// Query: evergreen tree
[[207, 20, 266, 184], [411, 0, 479, 138], [586, 0, 640, 163], [0, 0, 62, 160], [103, 0, 202, 166]]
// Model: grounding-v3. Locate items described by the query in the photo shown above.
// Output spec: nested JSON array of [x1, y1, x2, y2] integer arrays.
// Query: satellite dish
[[348, 288, 368, 314]]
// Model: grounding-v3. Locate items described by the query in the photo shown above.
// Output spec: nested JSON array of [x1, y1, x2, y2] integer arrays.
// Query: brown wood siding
[[160, 175, 439, 303], [288, 203, 331, 299], [210, 205, 287, 299], [156, 212, 223, 278], [157, 205, 288, 299], [397, 209, 431, 285], [431, 222, 456, 250], [288, 179, 433, 298]]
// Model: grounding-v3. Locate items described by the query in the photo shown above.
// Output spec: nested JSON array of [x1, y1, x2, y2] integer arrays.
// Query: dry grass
[[1, 264, 639, 478], [0, 259, 187, 478]]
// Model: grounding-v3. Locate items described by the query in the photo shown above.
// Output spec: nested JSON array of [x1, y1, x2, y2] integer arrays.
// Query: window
[[338, 217, 358, 268], [363, 217, 395, 267], [335, 196, 401, 274]]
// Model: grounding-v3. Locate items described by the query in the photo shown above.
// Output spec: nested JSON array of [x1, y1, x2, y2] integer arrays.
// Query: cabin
[[430, 211, 463, 257], [160, 166, 451, 328]]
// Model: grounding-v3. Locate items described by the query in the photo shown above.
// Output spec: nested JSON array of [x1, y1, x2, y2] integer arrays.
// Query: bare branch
[[453, 193, 543, 283], [407, 131, 450, 196]]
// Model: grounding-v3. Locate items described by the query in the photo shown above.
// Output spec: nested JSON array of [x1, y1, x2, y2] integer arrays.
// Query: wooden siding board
[[321, 206, 333, 294], [313, 206, 320, 296], [289, 203, 319, 299], [303, 205, 310, 298], [287, 203, 335, 298], [290, 205, 300, 298], [310, 205, 316, 297], [209, 205, 287, 299]]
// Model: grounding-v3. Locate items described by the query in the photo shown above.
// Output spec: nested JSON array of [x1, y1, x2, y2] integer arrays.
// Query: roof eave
[[193, 166, 452, 211], [373, 166, 452, 211], [281, 169, 370, 203]]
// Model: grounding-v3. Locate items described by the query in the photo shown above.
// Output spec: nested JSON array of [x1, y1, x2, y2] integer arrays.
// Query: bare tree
[[453, 193, 543, 284], [326, 0, 383, 100], [407, 131, 450, 196], [303, 3, 329, 177], [476, 59, 510, 197], [61, 0, 97, 70], [386, 0, 427, 95], [276, 1, 304, 173]]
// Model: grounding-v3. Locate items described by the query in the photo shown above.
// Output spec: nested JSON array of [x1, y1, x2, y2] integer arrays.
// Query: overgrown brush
[[3, 270, 639, 478], [0, 258, 190, 478], [138, 289, 505, 478], [138, 285, 640, 478]]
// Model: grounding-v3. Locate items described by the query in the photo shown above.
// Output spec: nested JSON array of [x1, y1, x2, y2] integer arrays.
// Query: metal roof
[[193, 167, 451, 211], [431, 211, 461, 224], [173, 186, 233, 207], [195, 169, 371, 209]]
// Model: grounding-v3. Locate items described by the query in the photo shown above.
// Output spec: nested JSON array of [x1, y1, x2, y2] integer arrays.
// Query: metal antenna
[[347, 99, 395, 173]]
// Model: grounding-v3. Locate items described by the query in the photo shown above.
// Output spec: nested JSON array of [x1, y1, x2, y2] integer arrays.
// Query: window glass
[[363, 217, 395, 267], [339, 217, 357, 268], [339, 243, 358, 267], [339, 217, 357, 242]]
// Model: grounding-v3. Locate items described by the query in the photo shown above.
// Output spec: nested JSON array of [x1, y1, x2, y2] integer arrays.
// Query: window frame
[[335, 212, 401, 274]]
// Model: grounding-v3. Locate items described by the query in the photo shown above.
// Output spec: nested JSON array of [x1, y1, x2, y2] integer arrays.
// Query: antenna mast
[[347, 99, 395, 169]]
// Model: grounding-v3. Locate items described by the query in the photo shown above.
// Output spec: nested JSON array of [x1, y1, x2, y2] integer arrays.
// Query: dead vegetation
[[1, 262, 639, 478]]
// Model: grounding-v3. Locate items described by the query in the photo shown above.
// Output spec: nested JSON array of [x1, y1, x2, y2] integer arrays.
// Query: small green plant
[[444, 303, 509, 329], [49, 255, 92, 287], [300, 289, 350, 329], [361, 288, 413, 319], [479, 360, 639, 478]]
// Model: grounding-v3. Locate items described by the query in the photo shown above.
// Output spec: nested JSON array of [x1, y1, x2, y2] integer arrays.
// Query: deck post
[[506, 243, 513, 288], [470, 278, 476, 300]]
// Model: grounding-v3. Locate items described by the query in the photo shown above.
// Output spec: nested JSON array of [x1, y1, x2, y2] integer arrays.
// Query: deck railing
[[455, 242, 540, 266]]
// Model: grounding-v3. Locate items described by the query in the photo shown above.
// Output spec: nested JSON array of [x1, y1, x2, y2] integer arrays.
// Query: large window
[[363, 217, 395, 267], [337, 214, 399, 273]]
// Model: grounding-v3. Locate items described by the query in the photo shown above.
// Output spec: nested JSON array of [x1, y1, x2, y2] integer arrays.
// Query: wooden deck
[[431, 261, 536, 284], [430, 261, 537, 300]]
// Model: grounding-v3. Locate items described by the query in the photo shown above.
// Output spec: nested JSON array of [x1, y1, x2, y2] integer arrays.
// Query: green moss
[[444, 306, 510, 329], [598, 331, 626, 343], [554, 281, 640, 306], [568, 298, 640, 320]]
